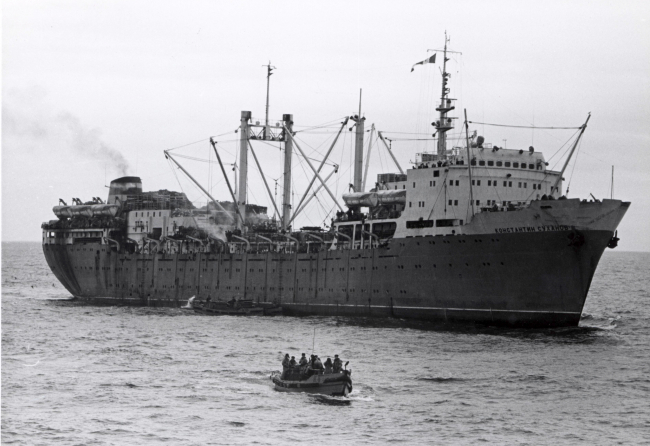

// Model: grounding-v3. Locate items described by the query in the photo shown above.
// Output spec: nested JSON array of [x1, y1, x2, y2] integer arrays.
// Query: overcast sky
[[3, 0, 649, 251]]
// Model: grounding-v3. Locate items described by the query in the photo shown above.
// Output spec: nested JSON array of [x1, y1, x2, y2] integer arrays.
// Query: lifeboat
[[270, 367, 353, 396]]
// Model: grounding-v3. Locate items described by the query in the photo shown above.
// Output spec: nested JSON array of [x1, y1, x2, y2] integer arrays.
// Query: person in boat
[[314, 356, 324, 371], [289, 356, 297, 368], [333, 355, 343, 373], [299, 353, 308, 367], [324, 357, 333, 374], [281, 354, 290, 379]]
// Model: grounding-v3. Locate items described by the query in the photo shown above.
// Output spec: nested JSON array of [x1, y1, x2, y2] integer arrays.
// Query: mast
[[362, 123, 375, 191], [464, 109, 475, 218], [238, 111, 251, 230], [263, 62, 275, 140], [281, 114, 293, 231], [353, 89, 365, 192], [434, 33, 455, 159]]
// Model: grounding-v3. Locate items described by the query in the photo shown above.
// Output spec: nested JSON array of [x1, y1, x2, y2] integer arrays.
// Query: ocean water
[[2, 241, 649, 445]]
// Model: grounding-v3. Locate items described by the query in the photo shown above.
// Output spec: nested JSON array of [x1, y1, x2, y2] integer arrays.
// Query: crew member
[[333, 355, 343, 373], [289, 356, 297, 368], [299, 353, 308, 367], [324, 357, 333, 374], [281, 354, 290, 379]]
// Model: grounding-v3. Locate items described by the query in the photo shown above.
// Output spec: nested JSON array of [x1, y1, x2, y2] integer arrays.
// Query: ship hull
[[43, 228, 614, 327]]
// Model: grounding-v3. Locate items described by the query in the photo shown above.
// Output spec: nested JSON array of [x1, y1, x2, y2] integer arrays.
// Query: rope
[[468, 121, 581, 130], [164, 129, 239, 152], [293, 117, 349, 134]]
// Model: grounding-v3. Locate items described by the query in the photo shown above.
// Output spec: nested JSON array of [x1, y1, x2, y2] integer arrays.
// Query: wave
[[308, 394, 352, 406], [416, 376, 468, 383]]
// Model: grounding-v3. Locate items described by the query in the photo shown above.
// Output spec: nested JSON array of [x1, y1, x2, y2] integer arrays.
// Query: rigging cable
[[468, 121, 581, 130], [520, 130, 581, 202], [165, 129, 239, 152]]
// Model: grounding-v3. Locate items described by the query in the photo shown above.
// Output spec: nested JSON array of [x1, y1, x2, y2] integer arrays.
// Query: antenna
[[611, 165, 614, 199], [263, 61, 276, 140], [358, 88, 362, 118], [432, 32, 460, 159]]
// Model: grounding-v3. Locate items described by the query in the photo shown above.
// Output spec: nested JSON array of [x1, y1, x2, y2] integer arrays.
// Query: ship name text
[[495, 225, 573, 234]]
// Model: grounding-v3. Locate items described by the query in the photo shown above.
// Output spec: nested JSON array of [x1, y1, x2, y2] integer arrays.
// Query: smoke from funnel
[[2, 87, 130, 176]]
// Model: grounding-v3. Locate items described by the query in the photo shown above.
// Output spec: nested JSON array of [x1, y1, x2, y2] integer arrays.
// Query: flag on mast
[[411, 54, 436, 72]]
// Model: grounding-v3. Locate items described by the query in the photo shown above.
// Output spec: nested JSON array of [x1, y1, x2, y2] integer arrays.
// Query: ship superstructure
[[42, 38, 629, 327]]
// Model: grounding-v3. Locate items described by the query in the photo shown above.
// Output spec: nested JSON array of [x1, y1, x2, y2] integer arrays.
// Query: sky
[[2, 0, 649, 251]]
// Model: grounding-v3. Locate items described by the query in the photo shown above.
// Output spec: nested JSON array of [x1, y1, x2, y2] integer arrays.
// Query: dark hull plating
[[43, 230, 613, 327]]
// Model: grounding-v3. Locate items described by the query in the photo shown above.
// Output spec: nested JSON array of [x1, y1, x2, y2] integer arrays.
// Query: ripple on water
[[2, 244, 650, 445]]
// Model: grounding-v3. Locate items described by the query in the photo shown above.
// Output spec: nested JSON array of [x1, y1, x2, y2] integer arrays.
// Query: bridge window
[[354, 224, 369, 242], [521, 163, 527, 169], [479, 160, 486, 166], [505, 162, 511, 167], [433, 170, 440, 177], [513, 162, 519, 168], [496, 161, 503, 167], [406, 219, 433, 229], [372, 222, 396, 238], [436, 219, 456, 227], [529, 164, 535, 170], [488, 161, 494, 166], [338, 224, 353, 239]]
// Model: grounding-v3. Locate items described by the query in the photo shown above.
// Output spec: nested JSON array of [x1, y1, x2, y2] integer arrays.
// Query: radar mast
[[434, 33, 458, 159]]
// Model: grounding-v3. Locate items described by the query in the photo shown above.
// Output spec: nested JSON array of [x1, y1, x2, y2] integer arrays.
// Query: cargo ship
[[42, 38, 629, 327]]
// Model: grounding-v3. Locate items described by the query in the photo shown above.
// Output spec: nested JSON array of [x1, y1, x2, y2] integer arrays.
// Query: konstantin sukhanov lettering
[[41, 35, 629, 327]]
